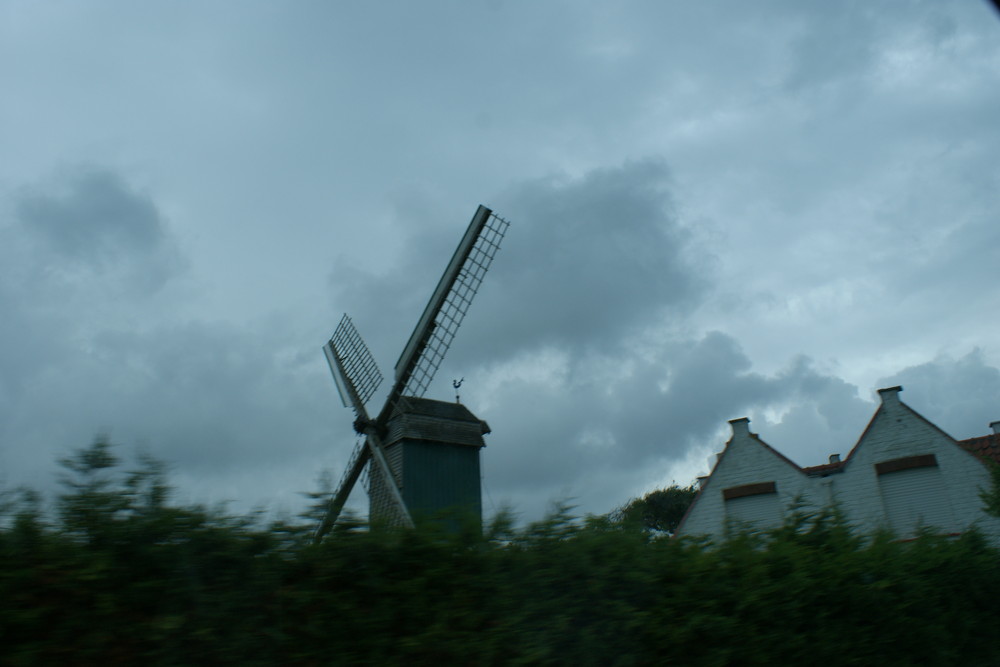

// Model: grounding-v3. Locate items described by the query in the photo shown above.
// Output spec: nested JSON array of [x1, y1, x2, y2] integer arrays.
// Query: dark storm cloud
[[480, 331, 873, 516], [327, 159, 705, 387], [87, 322, 341, 503], [480, 160, 704, 355], [14, 166, 183, 292], [879, 350, 1000, 439], [1, 168, 334, 511], [610, 335, 870, 465], [0, 166, 190, 411], [17, 168, 162, 256], [0, 317, 341, 511]]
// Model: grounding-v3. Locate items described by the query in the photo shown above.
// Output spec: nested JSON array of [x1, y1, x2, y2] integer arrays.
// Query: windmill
[[315, 205, 509, 540]]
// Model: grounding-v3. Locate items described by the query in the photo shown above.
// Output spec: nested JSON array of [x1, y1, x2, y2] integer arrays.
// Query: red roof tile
[[801, 460, 845, 476], [957, 433, 1000, 466], [800, 434, 1000, 472]]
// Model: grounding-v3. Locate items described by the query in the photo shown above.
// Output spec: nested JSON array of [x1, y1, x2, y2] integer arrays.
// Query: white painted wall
[[676, 387, 1000, 543], [679, 418, 823, 540]]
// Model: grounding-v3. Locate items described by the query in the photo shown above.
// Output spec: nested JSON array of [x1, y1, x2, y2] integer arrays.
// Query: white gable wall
[[832, 387, 1000, 541], [679, 418, 824, 541], [677, 387, 1000, 542]]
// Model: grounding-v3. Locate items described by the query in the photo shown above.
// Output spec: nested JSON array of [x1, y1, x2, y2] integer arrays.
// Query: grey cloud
[[0, 315, 343, 515], [781, 1, 963, 94], [0, 167, 189, 403], [479, 331, 872, 518], [607, 336, 871, 467], [879, 349, 1000, 439], [751, 359, 874, 466], [18, 167, 162, 256], [479, 160, 704, 356], [781, 4, 880, 93], [0, 170, 332, 512], [14, 167, 183, 292], [85, 324, 336, 474], [887, 211, 1000, 309], [327, 160, 707, 394]]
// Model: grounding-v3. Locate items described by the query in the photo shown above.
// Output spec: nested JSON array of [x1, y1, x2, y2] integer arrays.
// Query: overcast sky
[[2, 1, 999, 524]]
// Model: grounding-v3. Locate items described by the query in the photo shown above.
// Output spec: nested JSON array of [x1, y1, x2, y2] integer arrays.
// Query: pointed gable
[[676, 386, 1000, 542], [676, 418, 817, 538], [835, 386, 988, 537]]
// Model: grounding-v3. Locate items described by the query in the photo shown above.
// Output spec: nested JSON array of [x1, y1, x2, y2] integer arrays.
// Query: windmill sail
[[316, 316, 412, 541], [388, 205, 510, 410], [323, 314, 383, 414]]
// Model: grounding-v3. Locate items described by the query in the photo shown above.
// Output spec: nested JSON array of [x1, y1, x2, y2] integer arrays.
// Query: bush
[[2, 442, 1000, 665]]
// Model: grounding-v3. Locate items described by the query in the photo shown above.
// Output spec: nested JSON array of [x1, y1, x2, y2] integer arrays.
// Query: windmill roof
[[393, 396, 484, 424], [384, 396, 490, 448]]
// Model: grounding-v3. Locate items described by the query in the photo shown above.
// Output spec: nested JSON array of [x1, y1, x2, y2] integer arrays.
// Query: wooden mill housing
[[368, 397, 490, 527]]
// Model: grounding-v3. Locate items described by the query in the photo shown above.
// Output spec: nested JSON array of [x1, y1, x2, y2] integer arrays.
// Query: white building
[[676, 386, 1000, 542]]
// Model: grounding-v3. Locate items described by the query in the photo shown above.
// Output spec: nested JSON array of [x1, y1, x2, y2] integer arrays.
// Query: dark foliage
[[3, 440, 1000, 665], [980, 459, 1000, 519], [610, 483, 698, 534]]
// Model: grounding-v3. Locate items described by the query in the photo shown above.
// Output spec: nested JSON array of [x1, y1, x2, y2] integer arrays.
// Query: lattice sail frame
[[332, 438, 368, 505], [324, 314, 383, 413], [361, 458, 409, 528], [402, 210, 509, 397]]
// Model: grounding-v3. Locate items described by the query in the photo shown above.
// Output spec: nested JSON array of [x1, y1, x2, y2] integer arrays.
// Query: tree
[[980, 460, 1000, 519], [56, 436, 129, 546], [611, 483, 698, 534]]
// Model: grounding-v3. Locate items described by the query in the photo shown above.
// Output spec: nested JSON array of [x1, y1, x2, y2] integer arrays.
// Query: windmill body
[[371, 397, 490, 525], [316, 205, 509, 540]]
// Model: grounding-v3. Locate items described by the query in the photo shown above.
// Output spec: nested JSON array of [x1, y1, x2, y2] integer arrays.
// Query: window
[[724, 482, 782, 530], [876, 454, 955, 536]]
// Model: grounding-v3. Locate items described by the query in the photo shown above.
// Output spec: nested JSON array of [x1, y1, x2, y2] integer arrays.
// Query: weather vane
[[453, 377, 464, 403]]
